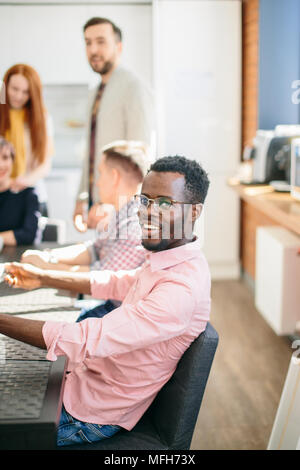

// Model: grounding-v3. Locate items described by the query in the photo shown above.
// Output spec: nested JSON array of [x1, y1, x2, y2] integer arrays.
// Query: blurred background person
[[21, 140, 149, 320], [73, 17, 155, 233], [0, 136, 40, 247], [0, 63, 54, 216]]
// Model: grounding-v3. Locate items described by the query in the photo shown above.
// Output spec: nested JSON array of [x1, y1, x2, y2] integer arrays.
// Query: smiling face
[[138, 171, 197, 252], [7, 73, 30, 110], [84, 23, 122, 76]]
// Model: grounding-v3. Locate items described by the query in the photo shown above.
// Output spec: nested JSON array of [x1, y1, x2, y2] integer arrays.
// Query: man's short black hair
[[83, 17, 122, 42], [149, 155, 210, 204]]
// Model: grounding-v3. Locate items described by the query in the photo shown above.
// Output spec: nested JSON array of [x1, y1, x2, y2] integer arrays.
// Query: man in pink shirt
[[2, 155, 211, 447]]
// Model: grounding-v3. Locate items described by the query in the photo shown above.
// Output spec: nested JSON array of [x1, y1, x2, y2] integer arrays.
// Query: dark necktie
[[88, 82, 106, 206]]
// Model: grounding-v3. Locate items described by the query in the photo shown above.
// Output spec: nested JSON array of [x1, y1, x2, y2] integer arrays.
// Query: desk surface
[[0, 244, 79, 450], [228, 180, 300, 236]]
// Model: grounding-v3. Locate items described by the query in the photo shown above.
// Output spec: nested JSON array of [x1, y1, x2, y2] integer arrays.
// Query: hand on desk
[[21, 249, 53, 269], [4, 262, 42, 290]]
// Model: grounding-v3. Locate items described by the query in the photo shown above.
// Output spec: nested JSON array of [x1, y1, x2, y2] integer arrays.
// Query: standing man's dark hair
[[83, 17, 122, 42]]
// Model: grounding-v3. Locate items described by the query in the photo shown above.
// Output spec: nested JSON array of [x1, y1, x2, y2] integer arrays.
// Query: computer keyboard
[[0, 334, 47, 361], [0, 307, 78, 423], [0, 333, 50, 419], [0, 361, 51, 419]]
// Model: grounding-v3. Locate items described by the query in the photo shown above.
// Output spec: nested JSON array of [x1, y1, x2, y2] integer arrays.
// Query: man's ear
[[191, 203, 203, 222], [117, 41, 123, 56], [111, 167, 121, 187]]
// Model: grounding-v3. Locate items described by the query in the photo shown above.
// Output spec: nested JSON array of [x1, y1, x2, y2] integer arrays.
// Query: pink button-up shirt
[[42, 238, 211, 430]]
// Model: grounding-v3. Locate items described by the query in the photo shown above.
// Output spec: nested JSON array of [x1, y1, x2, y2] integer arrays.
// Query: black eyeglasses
[[134, 194, 201, 212]]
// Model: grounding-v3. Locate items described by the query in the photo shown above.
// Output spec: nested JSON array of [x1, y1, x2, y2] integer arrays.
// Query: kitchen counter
[[228, 179, 300, 279], [228, 179, 300, 236]]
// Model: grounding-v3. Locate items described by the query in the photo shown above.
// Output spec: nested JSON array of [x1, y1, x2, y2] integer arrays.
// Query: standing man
[[74, 17, 155, 232]]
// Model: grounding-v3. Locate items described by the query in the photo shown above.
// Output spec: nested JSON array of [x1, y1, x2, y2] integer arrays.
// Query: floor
[[190, 279, 292, 450]]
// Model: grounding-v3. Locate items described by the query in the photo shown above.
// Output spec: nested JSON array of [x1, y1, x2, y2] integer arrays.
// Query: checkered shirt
[[87, 200, 146, 272]]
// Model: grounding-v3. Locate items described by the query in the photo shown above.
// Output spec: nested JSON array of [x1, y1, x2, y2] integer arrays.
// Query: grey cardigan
[[77, 66, 155, 203]]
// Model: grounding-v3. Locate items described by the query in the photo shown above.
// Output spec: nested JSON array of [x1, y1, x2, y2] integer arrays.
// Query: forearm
[[50, 244, 91, 266], [43, 262, 90, 272], [0, 314, 46, 349], [40, 269, 92, 294], [0, 231, 17, 246]]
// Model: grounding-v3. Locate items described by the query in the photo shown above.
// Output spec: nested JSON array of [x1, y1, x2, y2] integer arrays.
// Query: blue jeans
[[76, 300, 116, 322], [57, 406, 121, 447]]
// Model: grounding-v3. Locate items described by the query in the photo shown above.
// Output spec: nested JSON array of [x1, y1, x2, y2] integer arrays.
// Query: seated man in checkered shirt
[[21, 140, 150, 320]]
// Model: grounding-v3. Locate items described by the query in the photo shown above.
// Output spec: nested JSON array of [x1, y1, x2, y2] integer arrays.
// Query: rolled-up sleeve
[[90, 268, 140, 301], [42, 320, 103, 362]]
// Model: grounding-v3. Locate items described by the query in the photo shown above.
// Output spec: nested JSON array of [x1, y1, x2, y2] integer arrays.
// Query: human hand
[[21, 249, 52, 269], [10, 176, 29, 193], [73, 200, 88, 233], [87, 203, 112, 230], [4, 262, 43, 290]]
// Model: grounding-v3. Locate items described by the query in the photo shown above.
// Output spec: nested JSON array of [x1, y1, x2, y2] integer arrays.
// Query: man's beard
[[90, 58, 115, 75], [141, 238, 171, 252]]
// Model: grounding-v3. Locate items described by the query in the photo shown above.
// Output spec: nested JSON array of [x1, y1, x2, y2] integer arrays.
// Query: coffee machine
[[247, 125, 300, 188]]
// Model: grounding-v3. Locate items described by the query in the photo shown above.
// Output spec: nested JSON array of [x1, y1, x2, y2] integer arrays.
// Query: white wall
[[154, 0, 241, 278], [0, 2, 153, 88]]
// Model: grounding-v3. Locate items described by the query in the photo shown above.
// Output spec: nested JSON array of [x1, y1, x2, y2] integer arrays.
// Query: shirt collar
[[146, 237, 203, 272]]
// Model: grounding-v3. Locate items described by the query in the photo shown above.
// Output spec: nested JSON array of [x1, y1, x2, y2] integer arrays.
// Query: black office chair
[[59, 322, 219, 450], [35, 217, 66, 244]]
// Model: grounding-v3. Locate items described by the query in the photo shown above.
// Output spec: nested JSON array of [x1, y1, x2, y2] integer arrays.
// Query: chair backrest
[[143, 322, 218, 450], [35, 217, 67, 244]]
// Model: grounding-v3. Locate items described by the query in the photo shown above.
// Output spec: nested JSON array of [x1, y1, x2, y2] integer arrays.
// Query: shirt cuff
[[42, 321, 65, 361], [89, 270, 114, 300]]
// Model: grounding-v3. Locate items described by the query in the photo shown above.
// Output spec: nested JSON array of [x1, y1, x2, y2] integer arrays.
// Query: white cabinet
[[154, 0, 241, 278], [0, 6, 12, 72], [255, 226, 300, 335], [1, 5, 91, 84], [0, 3, 152, 87]]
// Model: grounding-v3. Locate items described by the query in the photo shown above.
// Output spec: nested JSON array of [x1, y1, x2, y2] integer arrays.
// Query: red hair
[[0, 64, 47, 164]]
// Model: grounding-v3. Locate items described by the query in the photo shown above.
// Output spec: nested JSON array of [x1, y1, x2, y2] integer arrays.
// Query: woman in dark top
[[0, 136, 39, 246]]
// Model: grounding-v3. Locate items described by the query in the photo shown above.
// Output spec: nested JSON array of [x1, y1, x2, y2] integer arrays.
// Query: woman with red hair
[[0, 64, 54, 215]]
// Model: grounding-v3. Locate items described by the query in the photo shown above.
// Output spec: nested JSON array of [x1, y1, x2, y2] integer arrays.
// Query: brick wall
[[241, 0, 260, 278], [242, 0, 259, 149]]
